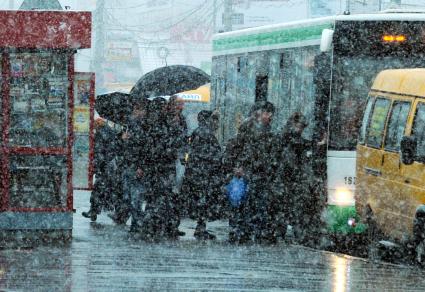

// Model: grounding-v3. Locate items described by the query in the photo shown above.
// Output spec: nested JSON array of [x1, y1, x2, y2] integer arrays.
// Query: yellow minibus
[[356, 69, 425, 263]]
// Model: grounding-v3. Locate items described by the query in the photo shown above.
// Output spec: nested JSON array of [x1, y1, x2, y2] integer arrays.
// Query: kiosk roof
[[0, 11, 91, 49]]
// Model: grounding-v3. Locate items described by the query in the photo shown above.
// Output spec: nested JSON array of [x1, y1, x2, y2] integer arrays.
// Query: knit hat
[[250, 100, 275, 115]]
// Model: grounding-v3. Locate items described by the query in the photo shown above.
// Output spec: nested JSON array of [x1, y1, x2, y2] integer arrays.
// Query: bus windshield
[[329, 55, 425, 151]]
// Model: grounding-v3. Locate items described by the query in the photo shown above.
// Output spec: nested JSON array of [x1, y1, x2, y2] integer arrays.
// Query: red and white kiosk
[[0, 10, 91, 241]]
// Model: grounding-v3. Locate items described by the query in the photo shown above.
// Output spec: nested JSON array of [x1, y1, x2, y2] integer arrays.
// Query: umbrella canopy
[[95, 65, 210, 125], [95, 92, 133, 125], [130, 65, 210, 99]]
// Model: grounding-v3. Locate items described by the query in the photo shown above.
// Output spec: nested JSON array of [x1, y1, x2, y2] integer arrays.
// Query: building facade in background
[[14, 0, 423, 93]]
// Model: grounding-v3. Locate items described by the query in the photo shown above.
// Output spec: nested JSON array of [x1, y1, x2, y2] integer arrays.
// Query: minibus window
[[359, 96, 374, 145], [384, 102, 411, 152], [366, 97, 391, 148], [412, 103, 425, 158]]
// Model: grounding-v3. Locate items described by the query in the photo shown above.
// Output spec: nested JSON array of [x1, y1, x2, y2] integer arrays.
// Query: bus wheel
[[413, 208, 425, 266], [416, 241, 425, 266]]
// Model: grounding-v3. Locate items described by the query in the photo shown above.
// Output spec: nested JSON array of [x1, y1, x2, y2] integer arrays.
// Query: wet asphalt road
[[0, 191, 425, 291]]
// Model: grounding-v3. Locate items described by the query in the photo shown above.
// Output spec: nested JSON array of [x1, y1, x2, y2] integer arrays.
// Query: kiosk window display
[[8, 52, 69, 209]]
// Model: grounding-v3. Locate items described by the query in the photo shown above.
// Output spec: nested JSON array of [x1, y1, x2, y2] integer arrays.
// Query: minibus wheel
[[365, 205, 381, 260], [413, 209, 425, 266]]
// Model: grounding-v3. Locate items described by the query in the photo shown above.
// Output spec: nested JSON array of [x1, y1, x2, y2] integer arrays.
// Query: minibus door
[[363, 97, 391, 221], [381, 100, 411, 233]]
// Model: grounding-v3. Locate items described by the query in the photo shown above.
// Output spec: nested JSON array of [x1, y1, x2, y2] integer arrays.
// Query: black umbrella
[[95, 92, 133, 125], [95, 65, 210, 124], [130, 65, 210, 99]]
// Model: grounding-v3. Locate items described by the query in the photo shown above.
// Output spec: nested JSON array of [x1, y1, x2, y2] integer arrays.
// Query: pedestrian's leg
[[239, 203, 251, 243], [82, 175, 104, 221], [228, 209, 238, 243], [129, 178, 144, 232], [168, 190, 184, 237], [122, 169, 138, 232], [194, 217, 206, 237]]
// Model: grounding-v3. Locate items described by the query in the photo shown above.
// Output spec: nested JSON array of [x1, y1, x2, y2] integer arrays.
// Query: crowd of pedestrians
[[82, 97, 325, 244]]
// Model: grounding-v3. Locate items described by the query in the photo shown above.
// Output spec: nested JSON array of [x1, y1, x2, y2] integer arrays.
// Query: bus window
[[358, 96, 374, 145], [412, 103, 425, 158], [366, 97, 391, 149], [328, 55, 421, 151], [255, 75, 268, 102], [384, 102, 411, 152]]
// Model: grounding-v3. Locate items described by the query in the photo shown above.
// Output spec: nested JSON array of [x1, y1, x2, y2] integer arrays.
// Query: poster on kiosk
[[73, 73, 95, 191], [0, 10, 91, 242]]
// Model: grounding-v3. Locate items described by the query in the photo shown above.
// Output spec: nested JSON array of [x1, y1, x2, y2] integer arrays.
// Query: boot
[[107, 213, 128, 225], [82, 210, 98, 222], [194, 229, 216, 240], [194, 223, 216, 240]]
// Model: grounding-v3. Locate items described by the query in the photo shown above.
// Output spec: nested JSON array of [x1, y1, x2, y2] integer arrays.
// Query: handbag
[[225, 177, 249, 208]]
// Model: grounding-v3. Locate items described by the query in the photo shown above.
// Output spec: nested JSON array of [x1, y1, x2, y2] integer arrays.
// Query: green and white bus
[[211, 12, 425, 234]]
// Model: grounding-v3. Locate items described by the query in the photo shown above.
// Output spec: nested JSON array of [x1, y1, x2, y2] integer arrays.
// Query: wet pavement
[[0, 191, 425, 291]]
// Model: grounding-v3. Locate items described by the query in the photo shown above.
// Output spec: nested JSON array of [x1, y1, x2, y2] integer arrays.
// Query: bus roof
[[335, 13, 425, 22], [213, 12, 425, 56], [213, 16, 334, 56], [372, 69, 425, 97]]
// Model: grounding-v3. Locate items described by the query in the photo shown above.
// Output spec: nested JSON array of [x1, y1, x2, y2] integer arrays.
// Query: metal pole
[[213, 0, 217, 33], [224, 0, 232, 32], [92, 0, 106, 91], [306, 0, 310, 19], [345, 0, 350, 13]]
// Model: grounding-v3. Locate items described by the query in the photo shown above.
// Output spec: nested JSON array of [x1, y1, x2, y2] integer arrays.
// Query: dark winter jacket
[[229, 118, 278, 185], [94, 124, 116, 175], [277, 130, 312, 182], [144, 118, 178, 176], [121, 118, 149, 171], [184, 125, 222, 188], [167, 112, 188, 157]]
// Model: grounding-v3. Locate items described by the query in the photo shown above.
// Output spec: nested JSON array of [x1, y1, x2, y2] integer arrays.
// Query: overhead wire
[[98, 0, 223, 70], [106, 0, 157, 10], [105, 0, 209, 30]]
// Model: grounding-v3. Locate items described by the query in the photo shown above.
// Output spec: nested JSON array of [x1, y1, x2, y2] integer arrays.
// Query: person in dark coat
[[226, 101, 279, 243], [275, 112, 326, 243], [223, 136, 248, 243], [165, 95, 188, 236], [107, 130, 130, 225], [182, 110, 222, 240], [120, 99, 150, 232], [82, 118, 116, 221], [141, 97, 182, 239], [166, 95, 188, 153]]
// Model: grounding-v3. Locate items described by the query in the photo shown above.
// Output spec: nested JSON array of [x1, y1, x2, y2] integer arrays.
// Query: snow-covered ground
[[0, 191, 423, 291]]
